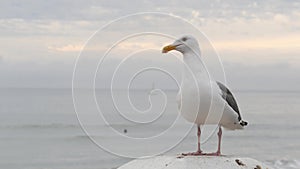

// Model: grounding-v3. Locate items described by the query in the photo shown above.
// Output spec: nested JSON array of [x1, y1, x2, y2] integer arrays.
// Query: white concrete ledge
[[118, 155, 273, 169]]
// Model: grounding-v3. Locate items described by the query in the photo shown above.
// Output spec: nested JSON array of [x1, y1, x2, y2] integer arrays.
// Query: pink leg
[[182, 125, 203, 156], [197, 125, 202, 153], [216, 126, 222, 155], [205, 126, 222, 156]]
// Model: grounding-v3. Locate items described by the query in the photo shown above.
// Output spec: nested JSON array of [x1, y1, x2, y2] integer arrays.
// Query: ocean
[[0, 88, 299, 169]]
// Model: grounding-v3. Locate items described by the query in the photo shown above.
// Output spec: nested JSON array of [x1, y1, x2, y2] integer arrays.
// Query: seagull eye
[[182, 37, 187, 41]]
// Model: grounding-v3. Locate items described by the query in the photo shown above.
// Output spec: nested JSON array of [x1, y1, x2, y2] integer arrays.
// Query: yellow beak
[[162, 44, 176, 53]]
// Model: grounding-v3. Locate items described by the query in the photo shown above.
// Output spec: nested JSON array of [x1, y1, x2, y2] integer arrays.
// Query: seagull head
[[162, 35, 200, 54]]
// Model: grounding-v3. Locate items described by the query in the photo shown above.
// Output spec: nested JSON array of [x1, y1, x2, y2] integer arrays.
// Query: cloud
[[213, 34, 300, 50], [273, 14, 290, 24], [48, 44, 84, 52], [0, 0, 300, 90], [1, 0, 299, 21], [117, 42, 162, 51], [0, 19, 99, 36]]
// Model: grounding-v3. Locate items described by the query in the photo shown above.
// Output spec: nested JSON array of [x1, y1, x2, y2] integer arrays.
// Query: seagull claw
[[202, 151, 222, 156], [181, 151, 204, 156], [180, 151, 222, 156]]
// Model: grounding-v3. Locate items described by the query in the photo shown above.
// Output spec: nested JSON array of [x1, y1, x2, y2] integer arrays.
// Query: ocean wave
[[0, 123, 158, 130], [65, 135, 106, 141], [0, 123, 80, 129]]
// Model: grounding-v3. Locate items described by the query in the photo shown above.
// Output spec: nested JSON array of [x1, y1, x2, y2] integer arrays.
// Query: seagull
[[162, 35, 248, 156]]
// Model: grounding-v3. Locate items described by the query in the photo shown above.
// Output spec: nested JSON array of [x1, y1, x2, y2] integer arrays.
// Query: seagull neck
[[183, 50, 206, 76]]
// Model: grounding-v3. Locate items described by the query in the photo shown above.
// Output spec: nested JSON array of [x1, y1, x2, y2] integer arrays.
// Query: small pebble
[[235, 159, 245, 166], [254, 165, 262, 169]]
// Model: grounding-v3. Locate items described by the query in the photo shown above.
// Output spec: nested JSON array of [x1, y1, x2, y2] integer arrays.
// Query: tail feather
[[240, 120, 248, 126]]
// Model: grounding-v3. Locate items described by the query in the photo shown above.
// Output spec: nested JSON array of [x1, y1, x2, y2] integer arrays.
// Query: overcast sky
[[0, 0, 299, 91]]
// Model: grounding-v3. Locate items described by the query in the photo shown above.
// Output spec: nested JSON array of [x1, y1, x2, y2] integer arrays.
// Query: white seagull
[[162, 35, 248, 156]]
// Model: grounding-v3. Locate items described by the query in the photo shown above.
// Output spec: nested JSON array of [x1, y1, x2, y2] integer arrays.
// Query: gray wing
[[216, 81, 242, 121]]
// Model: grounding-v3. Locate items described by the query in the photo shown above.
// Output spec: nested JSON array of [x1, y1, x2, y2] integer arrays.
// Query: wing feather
[[216, 81, 241, 121]]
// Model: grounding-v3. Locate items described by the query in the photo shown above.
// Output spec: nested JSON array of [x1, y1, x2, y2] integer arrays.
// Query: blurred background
[[0, 1, 300, 169]]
